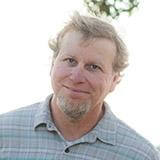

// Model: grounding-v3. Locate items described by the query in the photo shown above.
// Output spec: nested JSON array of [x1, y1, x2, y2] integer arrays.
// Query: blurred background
[[0, 0, 160, 147]]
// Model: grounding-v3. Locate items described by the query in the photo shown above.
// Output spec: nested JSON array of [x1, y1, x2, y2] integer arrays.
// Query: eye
[[64, 57, 77, 66], [86, 64, 102, 72]]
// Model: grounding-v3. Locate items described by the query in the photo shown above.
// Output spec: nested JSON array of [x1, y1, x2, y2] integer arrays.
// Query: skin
[[50, 31, 119, 140]]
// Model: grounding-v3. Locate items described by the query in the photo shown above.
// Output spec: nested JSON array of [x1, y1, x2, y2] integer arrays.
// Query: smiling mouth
[[63, 85, 90, 94]]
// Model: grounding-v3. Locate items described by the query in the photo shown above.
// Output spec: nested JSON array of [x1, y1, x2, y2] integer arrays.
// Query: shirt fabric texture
[[0, 94, 159, 160]]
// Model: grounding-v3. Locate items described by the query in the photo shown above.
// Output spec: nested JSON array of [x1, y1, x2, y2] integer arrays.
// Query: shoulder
[[0, 102, 41, 128], [115, 117, 160, 160]]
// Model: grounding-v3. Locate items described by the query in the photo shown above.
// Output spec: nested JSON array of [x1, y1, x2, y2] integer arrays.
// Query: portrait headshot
[[0, 0, 160, 160]]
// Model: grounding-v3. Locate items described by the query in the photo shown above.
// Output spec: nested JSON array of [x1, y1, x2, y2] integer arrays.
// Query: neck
[[50, 98, 104, 141]]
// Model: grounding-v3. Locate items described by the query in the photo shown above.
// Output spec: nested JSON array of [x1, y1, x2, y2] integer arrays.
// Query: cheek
[[51, 65, 70, 90], [52, 64, 69, 79], [88, 75, 110, 97], [88, 75, 105, 91]]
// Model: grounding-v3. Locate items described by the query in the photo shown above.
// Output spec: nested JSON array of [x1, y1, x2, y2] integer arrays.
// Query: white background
[[0, 0, 160, 146]]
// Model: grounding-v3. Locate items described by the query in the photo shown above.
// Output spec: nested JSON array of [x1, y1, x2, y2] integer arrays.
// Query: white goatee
[[57, 95, 91, 121]]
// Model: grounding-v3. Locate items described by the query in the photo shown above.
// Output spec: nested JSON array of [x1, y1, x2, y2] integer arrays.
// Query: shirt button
[[65, 148, 70, 153]]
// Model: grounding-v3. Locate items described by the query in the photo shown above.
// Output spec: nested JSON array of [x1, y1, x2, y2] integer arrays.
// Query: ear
[[50, 58, 55, 76], [109, 72, 121, 93], [50, 63, 54, 76]]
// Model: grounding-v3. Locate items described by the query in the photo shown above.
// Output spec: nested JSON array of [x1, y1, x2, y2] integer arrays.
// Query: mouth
[[63, 85, 90, 94]]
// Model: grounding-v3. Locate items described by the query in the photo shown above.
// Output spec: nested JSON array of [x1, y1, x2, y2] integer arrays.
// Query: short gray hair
[[49, 12, 128, 74]]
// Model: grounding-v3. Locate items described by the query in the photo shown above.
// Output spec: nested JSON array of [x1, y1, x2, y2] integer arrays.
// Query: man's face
[[50, 31, 119, 120]]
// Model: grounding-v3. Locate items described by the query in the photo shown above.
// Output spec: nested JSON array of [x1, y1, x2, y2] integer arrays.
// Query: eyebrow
[[61, 53, 76, 58]]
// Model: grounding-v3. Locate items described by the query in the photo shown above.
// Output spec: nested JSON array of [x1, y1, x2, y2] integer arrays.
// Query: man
[[0, 12, 159, 160]]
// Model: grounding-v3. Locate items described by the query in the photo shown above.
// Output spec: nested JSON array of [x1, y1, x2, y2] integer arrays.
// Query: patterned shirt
[[0, 94, 159, 160]]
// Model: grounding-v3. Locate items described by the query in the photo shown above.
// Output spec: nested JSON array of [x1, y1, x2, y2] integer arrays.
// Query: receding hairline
[[60, 30, 117, 51]]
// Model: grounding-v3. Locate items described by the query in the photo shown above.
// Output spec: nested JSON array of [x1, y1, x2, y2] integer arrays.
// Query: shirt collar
[[33, 94, 57, 130], [90, 102, 117, 146], [33, 95, 117, 145]]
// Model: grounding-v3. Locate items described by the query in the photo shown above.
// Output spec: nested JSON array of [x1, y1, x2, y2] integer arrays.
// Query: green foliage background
[[84, 0, 139, 19]]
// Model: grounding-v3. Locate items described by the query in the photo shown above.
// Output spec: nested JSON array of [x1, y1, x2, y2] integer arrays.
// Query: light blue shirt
[[0, 94, 159, 160]]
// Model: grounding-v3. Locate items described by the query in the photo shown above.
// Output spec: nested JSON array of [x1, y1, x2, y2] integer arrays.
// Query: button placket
[[64, 148, 70, 153], [47, 123, 53, 131], [63, 142, 70, 154]]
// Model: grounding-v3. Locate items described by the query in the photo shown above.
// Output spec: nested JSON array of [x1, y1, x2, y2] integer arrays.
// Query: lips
[[63, 85, 90, 94]]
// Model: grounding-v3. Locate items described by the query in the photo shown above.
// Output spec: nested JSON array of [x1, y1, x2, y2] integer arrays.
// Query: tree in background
[[84, 0, 139, 19]]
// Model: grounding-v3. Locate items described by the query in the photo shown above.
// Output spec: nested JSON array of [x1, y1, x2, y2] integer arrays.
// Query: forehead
[[60, 31, 116, 63]]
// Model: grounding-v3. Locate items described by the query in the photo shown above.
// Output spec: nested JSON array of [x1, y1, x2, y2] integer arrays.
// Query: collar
[[90, 102, 117, 146], [33, 95, 117, 145], [33, 94, 57, 131]]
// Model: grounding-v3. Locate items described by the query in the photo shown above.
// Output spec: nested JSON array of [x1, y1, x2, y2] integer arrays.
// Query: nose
[[70, 66, 85, 84]]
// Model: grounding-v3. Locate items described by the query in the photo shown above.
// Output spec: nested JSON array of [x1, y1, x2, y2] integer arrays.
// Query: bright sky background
[[0, 0, 160, 146]]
